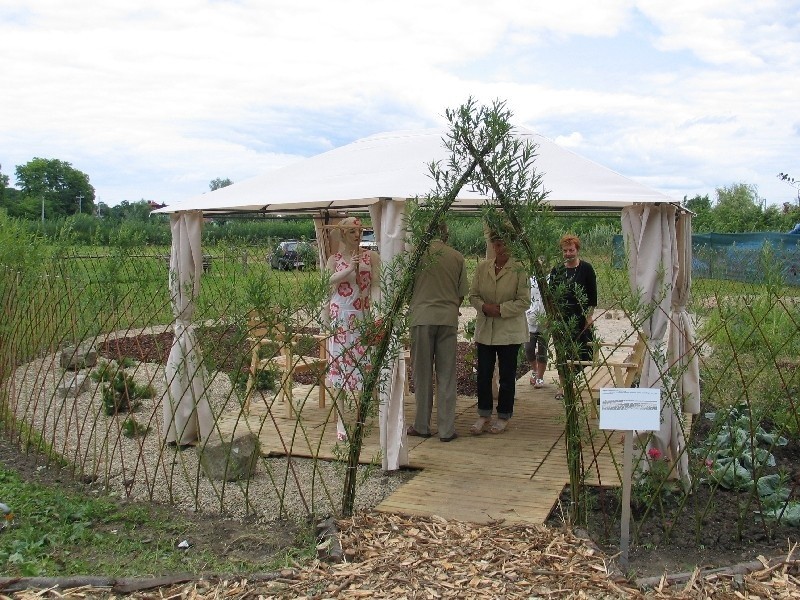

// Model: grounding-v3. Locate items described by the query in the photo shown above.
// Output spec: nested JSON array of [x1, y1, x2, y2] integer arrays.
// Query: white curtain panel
[[370, 199, 409, 470], [163, 211, 214, 445], [668, 211, 701, 415], [622, 204, 692, 487]]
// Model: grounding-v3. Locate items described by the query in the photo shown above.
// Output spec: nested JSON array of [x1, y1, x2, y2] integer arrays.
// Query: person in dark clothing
[[549, 234, 597, 393]]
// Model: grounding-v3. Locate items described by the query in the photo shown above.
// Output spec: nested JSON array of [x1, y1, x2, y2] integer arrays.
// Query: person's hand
[[482, 303, 501, 318]]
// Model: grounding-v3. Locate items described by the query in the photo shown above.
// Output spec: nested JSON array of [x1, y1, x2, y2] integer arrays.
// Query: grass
[[0, 461, 316, 577]]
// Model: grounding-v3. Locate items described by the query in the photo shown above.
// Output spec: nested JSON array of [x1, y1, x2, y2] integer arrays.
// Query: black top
[[549, 260, 597, 323]]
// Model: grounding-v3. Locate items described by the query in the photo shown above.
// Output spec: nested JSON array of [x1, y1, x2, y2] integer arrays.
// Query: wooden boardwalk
[[216, 369, 625, 526]]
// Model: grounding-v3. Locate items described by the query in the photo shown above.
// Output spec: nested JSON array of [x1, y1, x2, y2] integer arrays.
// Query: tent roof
[[155, 127, 677, 215]]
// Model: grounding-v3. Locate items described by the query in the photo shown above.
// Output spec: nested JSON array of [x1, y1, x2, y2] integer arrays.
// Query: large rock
[[197, 432, 260, 481], [60, 345, 98, 370], [55, 373, 90, 398]]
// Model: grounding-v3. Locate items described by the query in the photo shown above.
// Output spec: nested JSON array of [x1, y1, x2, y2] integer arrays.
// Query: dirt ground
[[0, 437, 302, 568], [108, 331, 799, 576], [4, 321, 799, 585]]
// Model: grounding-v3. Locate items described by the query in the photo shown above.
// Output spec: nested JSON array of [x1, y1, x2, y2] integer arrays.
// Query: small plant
[[463, 317, 477, 378], [121, 416, 151, 438], [91, 358, 136, 383], [101, 370, 153, 416], [698, 403, 787, 492], [631, 447, 680, 514]]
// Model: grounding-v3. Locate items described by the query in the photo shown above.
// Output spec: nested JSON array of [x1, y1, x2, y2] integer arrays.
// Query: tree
[[711, 183, 762, 232], [683, 194, 712, 231], [0, 163, 8, 203], [107, 200, 155, 221], [209, 177, 233, 191], [14, 158, 95, 219]]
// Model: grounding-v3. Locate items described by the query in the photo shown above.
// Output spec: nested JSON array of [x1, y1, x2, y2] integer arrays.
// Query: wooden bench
[[244, 311, 328, 416], [568, 335, 646, 418]]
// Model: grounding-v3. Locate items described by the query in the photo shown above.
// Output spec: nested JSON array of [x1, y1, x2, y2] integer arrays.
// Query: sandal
[[469, 416, 491, 435], [489, 418, 509, 434], [529, 375, 537, 386]]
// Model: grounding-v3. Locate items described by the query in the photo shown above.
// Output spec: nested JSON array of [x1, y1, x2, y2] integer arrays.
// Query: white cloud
[[0, 0, 798, 208]]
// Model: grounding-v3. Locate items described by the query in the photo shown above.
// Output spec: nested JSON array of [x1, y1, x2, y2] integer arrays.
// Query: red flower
[[329, 303, 340, 319], [353, 297, 362, 311], [648, 447, 662, 461]]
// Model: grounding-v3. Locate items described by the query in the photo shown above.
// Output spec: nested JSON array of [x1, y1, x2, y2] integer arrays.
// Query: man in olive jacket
[[408, 223, 468, 442]]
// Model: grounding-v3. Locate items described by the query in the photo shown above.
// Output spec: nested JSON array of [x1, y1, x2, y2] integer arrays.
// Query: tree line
[[2, 159, 799, 248]]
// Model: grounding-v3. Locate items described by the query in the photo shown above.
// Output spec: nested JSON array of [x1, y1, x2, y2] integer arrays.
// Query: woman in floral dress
[[326, 217, 380, 440]]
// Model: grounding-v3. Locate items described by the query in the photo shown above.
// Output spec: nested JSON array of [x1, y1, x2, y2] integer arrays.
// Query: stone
[[55, 373, 90, 398], [197, 431, 260, 481], [60, 345, 98, 370]]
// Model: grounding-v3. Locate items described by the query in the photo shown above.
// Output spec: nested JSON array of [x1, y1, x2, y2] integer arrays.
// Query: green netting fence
[[614, 232, 800, 285]]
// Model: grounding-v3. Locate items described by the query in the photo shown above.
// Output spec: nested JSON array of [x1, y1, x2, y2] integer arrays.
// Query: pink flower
[[648, 447, 662, 461], [338, 282, 353, 297]]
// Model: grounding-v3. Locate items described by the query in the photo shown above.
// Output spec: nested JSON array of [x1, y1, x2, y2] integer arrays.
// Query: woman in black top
[[549, 234, 597, 366]]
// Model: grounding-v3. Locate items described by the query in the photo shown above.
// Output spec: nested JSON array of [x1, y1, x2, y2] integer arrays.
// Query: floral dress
[[328, 249, 373, 392]]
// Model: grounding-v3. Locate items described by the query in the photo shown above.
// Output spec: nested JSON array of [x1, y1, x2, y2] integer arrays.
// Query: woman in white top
[[525, 275, 548, 388]]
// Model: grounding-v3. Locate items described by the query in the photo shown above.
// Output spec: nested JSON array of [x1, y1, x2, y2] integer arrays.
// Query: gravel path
[[6, 311, 632, 525]]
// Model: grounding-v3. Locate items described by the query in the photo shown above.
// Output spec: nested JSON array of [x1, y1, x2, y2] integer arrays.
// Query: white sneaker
[[534, 378, 545, 389]]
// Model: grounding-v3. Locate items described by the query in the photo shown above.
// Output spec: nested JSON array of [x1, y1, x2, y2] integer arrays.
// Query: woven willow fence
[[1, 239, 799, 544]]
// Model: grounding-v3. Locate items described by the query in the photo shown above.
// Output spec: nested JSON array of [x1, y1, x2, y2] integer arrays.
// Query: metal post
[[77, 193, 84, 214]]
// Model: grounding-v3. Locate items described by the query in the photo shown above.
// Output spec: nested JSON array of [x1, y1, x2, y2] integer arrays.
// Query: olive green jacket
[[468, 257, 530, 345]]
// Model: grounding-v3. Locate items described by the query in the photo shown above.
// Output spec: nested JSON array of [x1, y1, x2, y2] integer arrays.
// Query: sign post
[[598, 387, 661, 568]]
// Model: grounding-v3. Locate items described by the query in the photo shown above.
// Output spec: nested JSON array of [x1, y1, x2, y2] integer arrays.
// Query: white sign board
[[598, 388, 660, 431]]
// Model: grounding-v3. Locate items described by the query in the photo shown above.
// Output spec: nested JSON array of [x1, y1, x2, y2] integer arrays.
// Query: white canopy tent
[[156, 128, 673, 215], [155, 127, 698, 480]]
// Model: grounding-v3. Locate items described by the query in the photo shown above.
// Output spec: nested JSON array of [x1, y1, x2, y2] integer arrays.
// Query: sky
[[1, 0, 799, 209]]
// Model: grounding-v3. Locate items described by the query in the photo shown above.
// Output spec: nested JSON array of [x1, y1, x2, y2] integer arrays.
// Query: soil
[[9, 330, 797, 579], [0, 437, 301, 569], [557, 412, 800, 576]]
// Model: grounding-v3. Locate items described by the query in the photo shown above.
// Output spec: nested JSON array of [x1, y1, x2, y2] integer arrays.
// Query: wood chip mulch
[[5, 513, 800, 599]]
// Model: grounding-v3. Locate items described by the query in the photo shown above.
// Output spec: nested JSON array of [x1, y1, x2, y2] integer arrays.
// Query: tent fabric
[[622, 204, 693, 489], [163, 212, 214, 445], [370, 199, 410, 470], [155, 127, 695, 476], [154, 128, 677, 216], [669, 212, 701, 415]]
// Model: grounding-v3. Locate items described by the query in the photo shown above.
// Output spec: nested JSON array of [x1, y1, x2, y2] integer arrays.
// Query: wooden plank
[[215, 367, 628, 525]]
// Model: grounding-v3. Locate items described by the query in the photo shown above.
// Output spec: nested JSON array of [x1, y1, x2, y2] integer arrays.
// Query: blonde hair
[[331, 216, 363, 250], [338, 216, 363, 229]]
